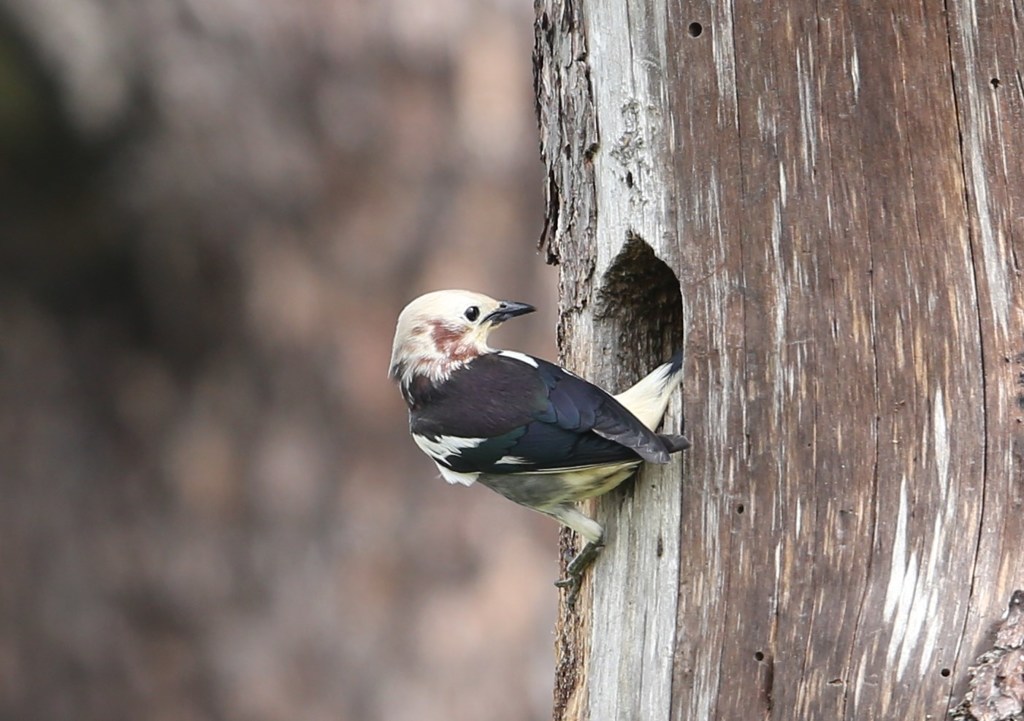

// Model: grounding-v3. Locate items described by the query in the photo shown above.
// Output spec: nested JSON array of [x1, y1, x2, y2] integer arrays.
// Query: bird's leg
[[562, 539, 604, 579], [554, 540, 605, 606], [546, 503, 605, 605]]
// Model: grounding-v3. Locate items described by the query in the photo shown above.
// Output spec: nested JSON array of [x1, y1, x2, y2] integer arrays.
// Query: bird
[[389, 289, 689, 598]]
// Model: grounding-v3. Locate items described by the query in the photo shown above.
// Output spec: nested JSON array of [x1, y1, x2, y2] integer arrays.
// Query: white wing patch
[[435, 463, 479, 486], [413, 434, 483, 486], [413, 433, 492, 486], [495, 455, 531, 466], [413, 433, 486, 464], [497, 350, 539, 368]]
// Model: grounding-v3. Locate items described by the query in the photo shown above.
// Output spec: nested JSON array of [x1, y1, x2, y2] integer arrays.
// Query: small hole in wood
[[991, 77, 1001, 89], [736, 504, 745, 514], [625, 171, 634, 188], [754, 651, 765, 662], [688, 22, 703, 37], [940, 668, 951, 677]]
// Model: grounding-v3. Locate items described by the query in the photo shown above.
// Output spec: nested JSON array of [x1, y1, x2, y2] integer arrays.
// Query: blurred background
[[0, 0, 560, 719]]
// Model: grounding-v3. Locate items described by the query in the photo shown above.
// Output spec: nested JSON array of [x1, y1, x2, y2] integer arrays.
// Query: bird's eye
[[464, 306, 480, 322]]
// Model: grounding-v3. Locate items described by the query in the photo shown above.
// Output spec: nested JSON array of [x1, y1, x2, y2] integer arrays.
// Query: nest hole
[[594, 233, 683, 385]]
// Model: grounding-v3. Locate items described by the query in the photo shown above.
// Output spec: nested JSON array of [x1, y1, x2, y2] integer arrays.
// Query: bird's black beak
[[484, 300, 536, 325]]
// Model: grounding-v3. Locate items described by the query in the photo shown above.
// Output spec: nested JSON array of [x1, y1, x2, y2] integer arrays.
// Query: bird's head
[[389, 289, 535, 387]]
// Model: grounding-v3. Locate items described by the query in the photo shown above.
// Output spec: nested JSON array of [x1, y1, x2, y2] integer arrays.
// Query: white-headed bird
[[390, 289, 689, 596]]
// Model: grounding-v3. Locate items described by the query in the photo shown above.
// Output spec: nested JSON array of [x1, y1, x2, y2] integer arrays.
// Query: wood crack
[[938, 0, 994, 714]]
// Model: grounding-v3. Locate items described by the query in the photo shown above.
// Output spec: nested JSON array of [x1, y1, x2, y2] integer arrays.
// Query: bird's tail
[[613, 351, 684, 431]]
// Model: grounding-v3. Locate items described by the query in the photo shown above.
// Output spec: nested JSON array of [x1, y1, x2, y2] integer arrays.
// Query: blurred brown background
[[0, 1, 560, 719]]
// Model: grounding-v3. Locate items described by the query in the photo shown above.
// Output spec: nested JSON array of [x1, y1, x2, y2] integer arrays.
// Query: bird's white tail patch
[[614, 360, 682, 430]]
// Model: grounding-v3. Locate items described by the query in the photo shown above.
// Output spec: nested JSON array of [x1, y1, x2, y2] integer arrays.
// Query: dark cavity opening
[[688, 22, 703, 37], [594, 233, 684, 387]]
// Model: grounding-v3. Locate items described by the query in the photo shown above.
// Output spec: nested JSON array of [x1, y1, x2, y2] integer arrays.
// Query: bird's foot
[[554, 541, 604, 607]]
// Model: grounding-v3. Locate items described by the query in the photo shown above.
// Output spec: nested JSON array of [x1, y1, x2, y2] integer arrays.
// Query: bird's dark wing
[[530, 356, 672, 463], [409, 351, 670, 474]]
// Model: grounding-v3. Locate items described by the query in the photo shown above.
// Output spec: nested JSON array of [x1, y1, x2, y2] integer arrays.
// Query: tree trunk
[[533, 0, 1024, 719]]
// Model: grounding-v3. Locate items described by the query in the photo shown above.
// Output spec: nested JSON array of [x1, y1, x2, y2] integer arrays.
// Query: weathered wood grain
[[534, 0, 1024, 719]]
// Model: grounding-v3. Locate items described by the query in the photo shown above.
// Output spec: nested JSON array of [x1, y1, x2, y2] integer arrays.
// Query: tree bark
[[534, 0, 1024, 719]]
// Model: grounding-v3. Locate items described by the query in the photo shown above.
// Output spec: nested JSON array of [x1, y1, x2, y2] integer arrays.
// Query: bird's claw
[[554, 575, 583, 607], [555, 541, 604, 606]]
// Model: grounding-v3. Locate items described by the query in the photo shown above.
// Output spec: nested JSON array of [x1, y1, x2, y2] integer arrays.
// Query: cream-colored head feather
[[389, 290, 534, 387]]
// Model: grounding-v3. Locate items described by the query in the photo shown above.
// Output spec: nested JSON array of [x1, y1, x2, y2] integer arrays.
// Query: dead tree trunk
[[533, 0, 1024, 719]]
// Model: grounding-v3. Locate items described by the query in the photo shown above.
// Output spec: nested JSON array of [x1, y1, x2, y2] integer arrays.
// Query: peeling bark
[[952, 591, 1024, 721]]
